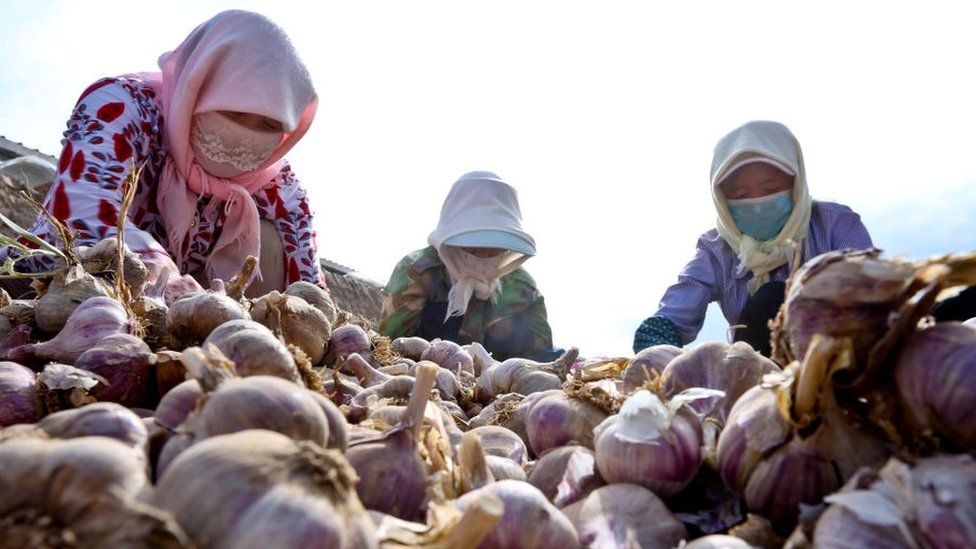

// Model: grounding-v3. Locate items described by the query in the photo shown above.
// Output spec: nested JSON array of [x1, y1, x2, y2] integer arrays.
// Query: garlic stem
[[794, 334, 841, 423], [404, 361, 438, 442]]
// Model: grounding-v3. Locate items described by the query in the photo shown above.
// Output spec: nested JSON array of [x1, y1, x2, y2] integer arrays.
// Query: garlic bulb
[[34, 263, 112, 335], [524, 390, 609, 456], [75, 334, 156, 407], [250, 291, 331, 365], [421, 339, 475, 375], [166, 286, 247, 346], [8, 296, 134, 365], [454, 479, 579, 549], [468, 425, 530, 466], [284, 280, 338, 325], [527, 445, 603, 505], [474, 348, 579, 404], [154, 429, 376, 548], [594, 390, 702, 498], [622, 344, 682, 393], [390, 336, 431, 361], [0, 361, 44, 427], [203, 319, 302, 383]]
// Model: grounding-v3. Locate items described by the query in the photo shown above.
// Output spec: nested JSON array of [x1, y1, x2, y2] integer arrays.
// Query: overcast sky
[[1, 1, 975, 356]]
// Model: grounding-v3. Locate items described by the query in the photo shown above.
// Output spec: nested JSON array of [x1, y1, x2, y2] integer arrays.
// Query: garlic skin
[[594, 390, 702, 498], [154, 429, 376, 548], [325, 324, 371, 367], [468, 425, 530, 466], [8, 296, 134, 365], [524, 391, 608, 456], [894, 322, 976, 450], [37, 402, 148, 455], [527, 445, 602, 504]]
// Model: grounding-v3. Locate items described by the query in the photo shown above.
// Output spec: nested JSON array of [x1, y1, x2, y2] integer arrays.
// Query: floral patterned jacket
[[1, 76, 325, 301]]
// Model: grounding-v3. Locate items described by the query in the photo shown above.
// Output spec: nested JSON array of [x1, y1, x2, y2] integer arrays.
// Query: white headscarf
[[428, 172, 536, 319], [710, 121, 813, 294]]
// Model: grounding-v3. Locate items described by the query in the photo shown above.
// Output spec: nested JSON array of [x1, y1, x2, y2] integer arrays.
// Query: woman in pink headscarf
[[0, 10, 324, 303]]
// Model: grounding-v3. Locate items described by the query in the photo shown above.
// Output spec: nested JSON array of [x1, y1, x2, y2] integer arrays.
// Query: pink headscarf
[[138, 10, 317, 281]]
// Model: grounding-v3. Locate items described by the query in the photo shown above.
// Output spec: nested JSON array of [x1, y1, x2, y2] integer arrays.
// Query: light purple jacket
[[656, 200, 873, 343]]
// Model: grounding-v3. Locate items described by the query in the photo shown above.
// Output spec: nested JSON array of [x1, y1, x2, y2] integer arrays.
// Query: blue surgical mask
[[727, 190, 793, 241]]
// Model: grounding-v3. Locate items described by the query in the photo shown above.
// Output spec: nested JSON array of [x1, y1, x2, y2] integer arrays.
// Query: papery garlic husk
[[75, 333, 156, 407], [8, 296, 134, 365], [284, 280, 338, 325], [527, 445, 603, 504], [0, 299, 35, 327], [154, 429, 376, 548], [894, 321, 976, 450], [663, 341, 780, 423], [622, 344, 683, 393], [390, 336, 431, 362], [421, 339, 475, 375], [251, 290, 331, 365], [468, 425, 530, 466], [524, 390, 609, 456], [474, 348, 580, 404], [35, 362, 105, 411], [0, 361, 44, 426], [345, 362, 439, 521], [454, 479, 579, 549], [34, 263, 112, 335], [166, 287, 247, 346], [571, 483, 688, 549], [202, 319, 302, 383], [594, 390, 702, 498], [0, 436, 188, 547]]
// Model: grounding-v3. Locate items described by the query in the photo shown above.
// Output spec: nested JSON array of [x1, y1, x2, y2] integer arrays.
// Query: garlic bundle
[[154, 429, 376, 548], [594, 390, 702, 498], [250, 290, 332, 365], [0, 436, 188, 547]]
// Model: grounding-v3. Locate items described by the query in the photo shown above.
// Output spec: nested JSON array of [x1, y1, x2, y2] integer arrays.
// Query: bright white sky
[[2, 1, 975, 356]]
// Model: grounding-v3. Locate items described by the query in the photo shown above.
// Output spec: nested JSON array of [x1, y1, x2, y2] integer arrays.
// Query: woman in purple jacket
[[633, 121, 873, 356]]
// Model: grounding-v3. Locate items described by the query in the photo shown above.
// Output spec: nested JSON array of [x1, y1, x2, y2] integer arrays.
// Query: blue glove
[[633, 316, 682, 353]]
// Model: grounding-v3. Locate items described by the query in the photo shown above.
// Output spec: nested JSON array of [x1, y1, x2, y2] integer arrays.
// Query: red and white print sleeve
[[17, 79, 199, 301], [253, 164, 327, 288]]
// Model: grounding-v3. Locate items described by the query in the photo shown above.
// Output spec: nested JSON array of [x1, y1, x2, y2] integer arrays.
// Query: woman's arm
[[378, 255, 428, 339], [254, 163, 327, 287], [6, 78, 200, 303], [634, 237, 718, 351]]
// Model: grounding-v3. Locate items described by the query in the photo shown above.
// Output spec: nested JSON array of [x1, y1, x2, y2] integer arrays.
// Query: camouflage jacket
[[379, 247, 553, 361]]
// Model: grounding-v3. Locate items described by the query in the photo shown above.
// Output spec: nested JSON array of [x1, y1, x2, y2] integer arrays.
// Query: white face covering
[[189, 111, 283, 178], [441, 247, 514, 319]]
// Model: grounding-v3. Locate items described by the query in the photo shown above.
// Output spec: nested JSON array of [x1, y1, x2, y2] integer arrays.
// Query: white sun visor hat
[[444, 230, 537, 256], [717, 155, 796, 186]]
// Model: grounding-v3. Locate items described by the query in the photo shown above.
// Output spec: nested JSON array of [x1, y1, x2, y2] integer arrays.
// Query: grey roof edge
[[0, 136, 57, 165]]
